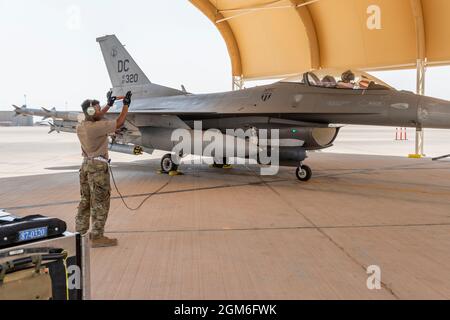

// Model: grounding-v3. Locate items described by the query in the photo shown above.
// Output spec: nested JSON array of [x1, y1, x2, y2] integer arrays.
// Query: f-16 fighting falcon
[[14, 35, 450, 182]]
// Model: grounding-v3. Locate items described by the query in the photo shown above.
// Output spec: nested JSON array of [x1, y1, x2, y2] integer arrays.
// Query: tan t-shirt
[[76, 120, 116, 159]]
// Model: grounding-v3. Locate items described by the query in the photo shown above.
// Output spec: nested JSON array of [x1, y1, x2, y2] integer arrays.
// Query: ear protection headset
[[86, 101, 96, 117]]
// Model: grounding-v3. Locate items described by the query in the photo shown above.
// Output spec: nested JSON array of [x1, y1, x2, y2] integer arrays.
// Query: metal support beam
[[410, 0, 427, 158], [232, 76, 244, 91], [290, 0, 321, 69], [415, 58, 427, 157], [415, 126, 424, 156], [416, 59, 426, 96], [189, 0, 243, 77], [216, 0, 321, 23]]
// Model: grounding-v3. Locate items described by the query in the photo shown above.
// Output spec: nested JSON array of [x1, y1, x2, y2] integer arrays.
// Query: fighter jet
[[15, 34, 450, 181]]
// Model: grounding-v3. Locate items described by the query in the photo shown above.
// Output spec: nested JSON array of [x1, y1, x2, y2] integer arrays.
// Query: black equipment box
[[0, 210, 90, 300], [0, 210, 67, 249]]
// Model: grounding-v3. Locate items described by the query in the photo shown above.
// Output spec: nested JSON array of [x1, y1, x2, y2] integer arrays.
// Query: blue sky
[[1, 0, 450, 111]]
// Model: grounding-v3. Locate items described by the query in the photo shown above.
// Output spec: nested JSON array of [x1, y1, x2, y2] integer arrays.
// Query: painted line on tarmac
[[105, 222, 450, 235]]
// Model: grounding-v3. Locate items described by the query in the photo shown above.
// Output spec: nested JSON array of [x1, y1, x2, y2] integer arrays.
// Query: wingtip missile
[[12, 105, 81, 122]]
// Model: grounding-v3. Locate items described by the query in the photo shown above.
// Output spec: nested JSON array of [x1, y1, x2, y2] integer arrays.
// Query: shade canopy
[[190, 0, 450, 79]]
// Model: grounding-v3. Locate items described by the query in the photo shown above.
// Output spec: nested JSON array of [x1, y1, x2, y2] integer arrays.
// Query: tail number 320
[[122, 73, 139, 84]]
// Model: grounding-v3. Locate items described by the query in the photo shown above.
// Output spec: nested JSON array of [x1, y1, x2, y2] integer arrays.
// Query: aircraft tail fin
[[96, 35, 184, 97]]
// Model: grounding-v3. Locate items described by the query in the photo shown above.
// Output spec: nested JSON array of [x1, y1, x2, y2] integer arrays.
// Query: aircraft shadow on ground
[[43, 159, 274, 178]]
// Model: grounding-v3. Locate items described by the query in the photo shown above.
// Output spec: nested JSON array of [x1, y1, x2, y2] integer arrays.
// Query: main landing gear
[[211, 157, 232, 169], [160, 153, 312, 181], [296, 163, 312, 182]]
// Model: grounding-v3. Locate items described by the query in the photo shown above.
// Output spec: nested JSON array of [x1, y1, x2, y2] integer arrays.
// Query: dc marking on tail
[[118, 59, 129, 73], [115, 58, 138, 85], [97, 34, 184, 97]]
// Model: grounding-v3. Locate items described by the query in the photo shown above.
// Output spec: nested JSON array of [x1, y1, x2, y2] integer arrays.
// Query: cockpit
[[281, 68, 394, 91]]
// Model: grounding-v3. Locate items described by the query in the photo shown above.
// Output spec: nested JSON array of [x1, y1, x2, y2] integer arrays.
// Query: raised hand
[[123, 91, 132, 106], [107, 90, 117, 107]]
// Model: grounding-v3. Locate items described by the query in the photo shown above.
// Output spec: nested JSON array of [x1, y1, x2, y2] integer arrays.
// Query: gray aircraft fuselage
[[112, 80, 450, 131]]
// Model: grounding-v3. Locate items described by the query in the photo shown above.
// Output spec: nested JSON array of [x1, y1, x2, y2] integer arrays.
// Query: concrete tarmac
[[1, 126, 450, 299]]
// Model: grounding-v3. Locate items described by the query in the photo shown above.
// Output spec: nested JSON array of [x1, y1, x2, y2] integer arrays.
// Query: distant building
[[0, 111, 33, 127]]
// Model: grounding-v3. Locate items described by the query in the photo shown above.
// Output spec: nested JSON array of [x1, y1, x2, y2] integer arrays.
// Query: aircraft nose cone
[[419, 96, 450, 129]]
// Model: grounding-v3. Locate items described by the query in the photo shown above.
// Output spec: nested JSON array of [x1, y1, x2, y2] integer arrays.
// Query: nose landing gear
[[296, 163, 312, 182], [160, 153, 183, 176]]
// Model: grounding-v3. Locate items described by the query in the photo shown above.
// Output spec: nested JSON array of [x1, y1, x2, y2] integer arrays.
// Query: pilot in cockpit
[[321, 75, 337, 88], [337, 70, 356, 89]]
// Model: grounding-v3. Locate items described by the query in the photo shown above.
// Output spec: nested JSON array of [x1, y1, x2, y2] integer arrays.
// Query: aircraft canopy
[[282, 68, 394, 90]]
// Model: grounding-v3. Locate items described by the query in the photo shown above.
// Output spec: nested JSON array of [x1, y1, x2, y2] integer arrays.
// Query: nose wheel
[[161, 153, 179, 174], [296, 165, 312, 182]]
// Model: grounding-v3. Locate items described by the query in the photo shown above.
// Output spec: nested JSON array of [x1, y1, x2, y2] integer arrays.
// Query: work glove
[[123, 91, 132, 106], [107, 90, 117, 107]]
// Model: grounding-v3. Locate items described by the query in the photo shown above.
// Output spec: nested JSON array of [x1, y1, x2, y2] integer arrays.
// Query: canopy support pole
[[413, 58, 426, 158], [233, 76, 244, 91], [410, 0, 427, 158]]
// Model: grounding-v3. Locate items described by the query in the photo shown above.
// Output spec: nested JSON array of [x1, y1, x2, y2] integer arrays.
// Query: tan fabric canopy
[[190, 0, 450, 79]]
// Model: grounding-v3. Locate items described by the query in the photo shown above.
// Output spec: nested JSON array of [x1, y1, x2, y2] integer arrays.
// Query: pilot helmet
[[341, 70, 355, 82]]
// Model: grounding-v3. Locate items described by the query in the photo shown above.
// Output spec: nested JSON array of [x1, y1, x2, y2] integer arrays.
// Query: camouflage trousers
[[76, 160, 111, 238]]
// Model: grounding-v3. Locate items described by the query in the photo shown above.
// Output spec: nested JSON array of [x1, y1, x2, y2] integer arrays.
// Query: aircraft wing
[[13, 105, 82, 122], [13, 105, 192, 132], [13, 105, 338, 137]]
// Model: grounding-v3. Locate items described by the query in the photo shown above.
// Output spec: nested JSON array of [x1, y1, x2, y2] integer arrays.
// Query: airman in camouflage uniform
[[75, 91, 131, 248], [76, 160, 111, 239]]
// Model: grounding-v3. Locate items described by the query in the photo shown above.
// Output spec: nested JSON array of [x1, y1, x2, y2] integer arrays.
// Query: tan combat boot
[[91, 235, 118, 248]]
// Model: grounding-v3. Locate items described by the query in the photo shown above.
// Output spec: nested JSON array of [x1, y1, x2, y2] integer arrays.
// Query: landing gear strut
[[296, 163, 312, 182], [160, 153, 179, 174], [212, 157, 232, 169]]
